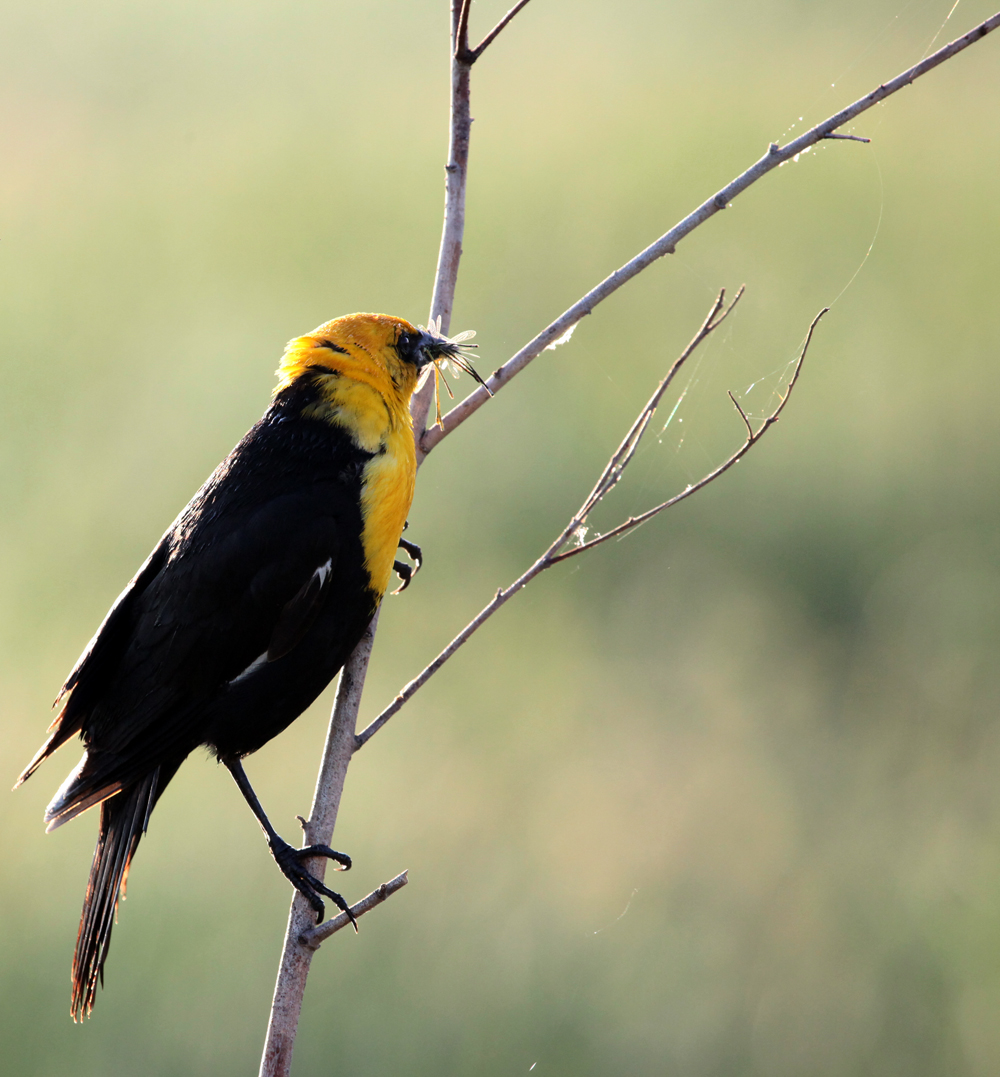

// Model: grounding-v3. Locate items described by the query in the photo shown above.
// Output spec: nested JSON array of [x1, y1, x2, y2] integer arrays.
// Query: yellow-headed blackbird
[[16, 312, 483, 1019]]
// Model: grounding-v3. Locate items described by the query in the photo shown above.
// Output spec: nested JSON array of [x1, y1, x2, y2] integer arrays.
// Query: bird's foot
[[391, 536, 422, 594], [268, 838, 357, 929]]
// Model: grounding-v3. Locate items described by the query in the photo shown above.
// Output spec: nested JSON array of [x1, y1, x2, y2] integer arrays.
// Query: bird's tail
[[71, 765, 175, 1020]]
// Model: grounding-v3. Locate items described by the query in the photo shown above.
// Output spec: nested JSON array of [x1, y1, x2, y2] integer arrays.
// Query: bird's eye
[[397, 333, 424, 365]]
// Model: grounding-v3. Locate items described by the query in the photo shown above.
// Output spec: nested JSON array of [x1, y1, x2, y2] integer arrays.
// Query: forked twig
[[573, 287, 744, 525], [355, 298, 826, 751], [418, 11, 1000, 456], [549, 307, 825, 565], [459, 0, 534, 62]]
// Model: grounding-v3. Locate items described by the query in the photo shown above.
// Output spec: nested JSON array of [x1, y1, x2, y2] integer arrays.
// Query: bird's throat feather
[[305, 373, 416, 598]]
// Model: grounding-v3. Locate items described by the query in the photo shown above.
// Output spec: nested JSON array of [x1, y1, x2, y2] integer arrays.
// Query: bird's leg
[[391, 535, 423, 594], [224, 759, 357, 928]]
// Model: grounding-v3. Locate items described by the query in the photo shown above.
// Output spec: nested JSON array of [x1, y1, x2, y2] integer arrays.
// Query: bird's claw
[[391, 536, 423, 594], [391, 560, 413, 594], [269, 838, 357, 929], [298, 843, 351, 870]]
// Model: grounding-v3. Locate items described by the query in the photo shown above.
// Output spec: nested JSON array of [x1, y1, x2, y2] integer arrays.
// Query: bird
[[15, 312, 484, 1020]]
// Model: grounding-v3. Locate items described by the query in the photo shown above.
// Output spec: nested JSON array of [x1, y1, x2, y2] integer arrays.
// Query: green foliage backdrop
[[3, 1, 1000, 1073]]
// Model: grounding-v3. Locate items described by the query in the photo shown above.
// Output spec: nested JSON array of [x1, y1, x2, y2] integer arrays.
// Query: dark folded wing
[[38, 483, 349, 816]]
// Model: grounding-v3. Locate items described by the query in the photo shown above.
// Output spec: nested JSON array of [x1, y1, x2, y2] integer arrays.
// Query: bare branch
[[300, 872, 409, 950], [259, 615, 378, 1077], [419, 11, 1000, 456], [728, 390, 754, 441], [263, 1, 534, 1061], [356, 581, 513, 750], [426, 0, 473, 340], [468, 0, 533, 61], [412, 0, 487, 442], [578, 287, 743, 521], [550, 308, 827, 563], [356, 300, 823, 750], [356, 290, 740, 748], [454, 0, 473, 59]]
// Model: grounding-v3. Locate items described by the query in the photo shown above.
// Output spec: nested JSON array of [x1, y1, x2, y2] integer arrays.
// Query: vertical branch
[[259, 0, 497, 1065], [429, 0, 473, 333], [261, 5, 491, 1066], [411, 0, 475, 441], [258, 615, 378, 1077], [257, 1, 528, 1070]]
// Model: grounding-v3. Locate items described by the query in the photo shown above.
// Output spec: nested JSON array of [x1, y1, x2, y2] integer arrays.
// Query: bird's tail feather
[[71, 765, 175, 1020], [13, 701, 82, 789]]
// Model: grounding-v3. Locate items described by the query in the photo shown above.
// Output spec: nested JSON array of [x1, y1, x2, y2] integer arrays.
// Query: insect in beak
[[418, 322, 493, 427]]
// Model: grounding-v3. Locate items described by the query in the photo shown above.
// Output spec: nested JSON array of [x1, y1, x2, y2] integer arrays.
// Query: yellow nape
[[275, 312, 422, 600]]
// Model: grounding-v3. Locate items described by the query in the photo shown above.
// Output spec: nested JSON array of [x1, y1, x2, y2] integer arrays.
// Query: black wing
[[23, 395, 373, 817], [43, 486, 346, 819]]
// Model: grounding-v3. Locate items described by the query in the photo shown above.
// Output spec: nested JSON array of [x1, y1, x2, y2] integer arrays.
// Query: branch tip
[[468, 0, 534, 61], [549, 304, 826, 565], [299, 871, 409, 950], [728, 391, 754, 440]]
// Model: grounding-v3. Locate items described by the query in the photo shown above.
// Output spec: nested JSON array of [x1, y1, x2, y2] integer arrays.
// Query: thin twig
[[728, 391, 754, 441], [419, 11, 1000, 456], [355, 296, 823, 751], [549, 309, 826, 564], [467, 0, 533, 61], [426, 0, 472, 340], [454, 0, 473, 60], [300, 872, 409, 950], [577, 287, 743, 520]]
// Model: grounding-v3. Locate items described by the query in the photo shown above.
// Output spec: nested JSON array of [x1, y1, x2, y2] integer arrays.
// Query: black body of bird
[[15, 313, 481, 1018]]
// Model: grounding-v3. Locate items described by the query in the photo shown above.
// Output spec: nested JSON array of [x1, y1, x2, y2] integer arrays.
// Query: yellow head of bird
[[275, 312, 484, 408]]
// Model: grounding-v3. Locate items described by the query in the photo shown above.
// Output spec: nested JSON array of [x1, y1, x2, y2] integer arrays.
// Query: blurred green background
[[3, 0, 1000, 1073]]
